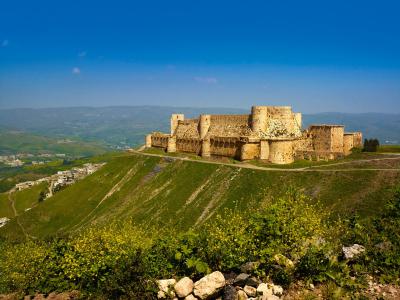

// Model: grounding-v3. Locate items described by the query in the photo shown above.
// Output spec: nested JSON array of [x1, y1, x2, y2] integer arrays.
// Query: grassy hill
[[0, 129, 108, 156], [1, 152, 399, 241]]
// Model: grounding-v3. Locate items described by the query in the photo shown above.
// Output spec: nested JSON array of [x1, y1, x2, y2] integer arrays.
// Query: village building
[[145, 105, 362, 164]]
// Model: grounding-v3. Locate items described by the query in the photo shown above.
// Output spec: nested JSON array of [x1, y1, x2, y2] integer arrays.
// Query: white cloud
[[1, 40, 9, 47], [72, 67, 81, 75], [78, 51, 87, 57], [194, 76, 218, 84]]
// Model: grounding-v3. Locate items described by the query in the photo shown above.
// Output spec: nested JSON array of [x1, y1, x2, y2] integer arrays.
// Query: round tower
[[199, 114, 211, 139], [145, 134, 152, 148]]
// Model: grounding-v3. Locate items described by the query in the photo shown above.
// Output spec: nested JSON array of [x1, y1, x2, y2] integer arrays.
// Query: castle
[[145, 106, 362, 164]]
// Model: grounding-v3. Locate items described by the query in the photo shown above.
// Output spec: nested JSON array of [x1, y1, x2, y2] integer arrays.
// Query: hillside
[[1, 152, 399, 241], [0, 129, 108, 156], [0, 106, 399, 147]]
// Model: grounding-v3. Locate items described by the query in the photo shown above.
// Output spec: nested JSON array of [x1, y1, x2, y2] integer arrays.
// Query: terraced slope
[[1, 153, 399, 240]]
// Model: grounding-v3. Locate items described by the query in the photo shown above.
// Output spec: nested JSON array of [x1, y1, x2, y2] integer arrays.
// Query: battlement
[[145, 105, 362, 164]]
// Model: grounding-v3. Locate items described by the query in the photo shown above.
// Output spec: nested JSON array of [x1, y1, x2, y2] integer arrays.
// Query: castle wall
[[309, 126, 332, 152], [269, 140, 295, 164], [167, 136, 177, 153], [201, 139, 211, 158], [146, 105, 361, 165], [260, 140, 269, 160], [240, 143, 260, 160], [210, 136, 241, 158], [151, 133, 169, 148], [331, 126, 344, 152], [343, 134, 355, 155], [176, 138, 202, 154]]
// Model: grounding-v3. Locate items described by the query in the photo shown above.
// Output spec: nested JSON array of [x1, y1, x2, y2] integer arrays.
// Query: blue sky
[[0, 0, 399, 113]]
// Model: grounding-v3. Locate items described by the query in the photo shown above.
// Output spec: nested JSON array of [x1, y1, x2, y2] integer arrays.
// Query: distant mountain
[[0, 106, 398, 146]]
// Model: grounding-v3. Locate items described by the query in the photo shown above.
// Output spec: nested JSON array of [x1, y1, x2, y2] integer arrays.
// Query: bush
[[2, 187, 399, 296]]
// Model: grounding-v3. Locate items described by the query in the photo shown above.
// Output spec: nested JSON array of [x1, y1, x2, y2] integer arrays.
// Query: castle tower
[[201, 138, 211, 158], [171, 114, 184, 136], [295, 113, 302, 129], [251, 106, 268, 132], [167, 136, 177, 153], [199, 114, 211, 139], [145, 134, 152, 148]]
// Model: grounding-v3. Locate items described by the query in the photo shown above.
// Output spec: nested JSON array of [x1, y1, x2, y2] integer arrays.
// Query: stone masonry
[[145, 105, 362, 164]]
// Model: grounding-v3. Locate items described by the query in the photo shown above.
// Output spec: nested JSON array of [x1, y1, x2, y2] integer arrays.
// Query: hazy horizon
[[1, 0, 400, 113]]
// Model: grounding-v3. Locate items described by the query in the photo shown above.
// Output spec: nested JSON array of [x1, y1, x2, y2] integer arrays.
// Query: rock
[[309, 283, 315, 290], [240, 261, 260, 273], [257, 283, 273, 296], [245, 276, 261, 287], [175, 277, 194, 298], [32, 295, 45, 300], [157, 279, 176, 298], [237, 290, 248, 300], [262, 295, 280, 300], [194, 271, 225, 299], [184, 295, 197, 300], [223, 272, 238, 285], [342, 244, 366, 260], [272, 285, 283, 296], [243, 285, 257, 297], [223, 285, 237, 300], [233, 273, 250, 287]]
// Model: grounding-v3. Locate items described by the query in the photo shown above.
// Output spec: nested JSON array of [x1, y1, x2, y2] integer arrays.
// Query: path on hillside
[[132, 150, 400, 172], [7, 190, 35, 240]]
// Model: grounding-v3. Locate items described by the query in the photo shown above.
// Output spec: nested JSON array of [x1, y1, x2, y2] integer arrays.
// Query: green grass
[[13, 182, 48, 214], [0, 193, 13, 219], [378, 145, 400, 153], [1, 153, 399, 241]]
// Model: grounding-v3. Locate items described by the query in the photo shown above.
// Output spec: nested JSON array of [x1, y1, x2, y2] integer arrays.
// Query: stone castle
[[145, 106, 362, 164]]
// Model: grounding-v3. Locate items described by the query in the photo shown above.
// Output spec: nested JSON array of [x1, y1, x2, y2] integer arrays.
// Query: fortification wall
[[268, 140, 295, 164], [331, 126, 344, 152], [210, 114, 250, 126], [210, 136, 241, 158], [260, 140, 269, 160], [151, 133, 170, 148], [176, 138, 202, 154], [343, 134, 355, 155], [240, 143, 260, 160], [309, 125, 345, 152]]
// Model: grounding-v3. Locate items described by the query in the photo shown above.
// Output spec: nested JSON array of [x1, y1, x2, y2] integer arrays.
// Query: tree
[[38, 191, 46, 202], [363, 138, 380, 152]]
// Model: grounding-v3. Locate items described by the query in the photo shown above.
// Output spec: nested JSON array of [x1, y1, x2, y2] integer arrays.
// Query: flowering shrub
[[1, 188, 400, 297]]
